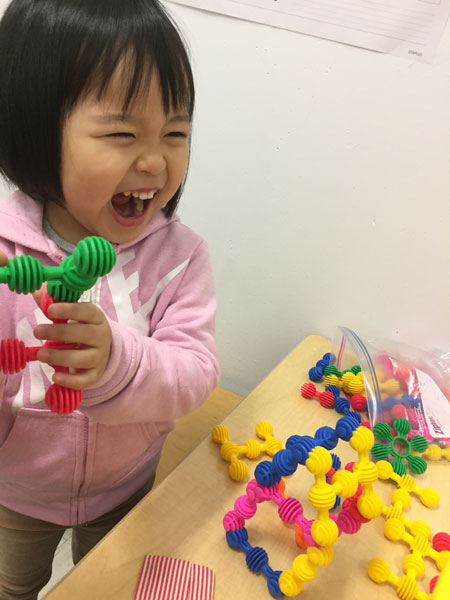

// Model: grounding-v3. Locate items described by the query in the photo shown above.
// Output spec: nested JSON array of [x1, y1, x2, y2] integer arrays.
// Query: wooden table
[[45, 335, 450, 600]]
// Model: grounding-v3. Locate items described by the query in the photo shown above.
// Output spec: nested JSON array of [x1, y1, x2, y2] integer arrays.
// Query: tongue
[[112, 193, 135, 218]]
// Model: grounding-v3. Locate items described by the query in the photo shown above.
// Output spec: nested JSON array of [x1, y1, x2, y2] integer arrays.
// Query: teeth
[[122, 190, 157, 200]]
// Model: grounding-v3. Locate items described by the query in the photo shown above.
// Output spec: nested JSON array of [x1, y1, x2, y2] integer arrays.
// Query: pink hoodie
[[0, 191, 219, 525]]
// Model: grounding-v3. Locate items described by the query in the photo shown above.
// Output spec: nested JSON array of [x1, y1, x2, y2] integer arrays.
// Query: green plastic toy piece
[[371, 417, 428, 476], [324, 364, 361, 378], [0, 236, 116, 301]]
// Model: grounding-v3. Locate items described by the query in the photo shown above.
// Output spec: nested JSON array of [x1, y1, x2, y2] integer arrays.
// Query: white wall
[[167, 3, 450, 395], [1, 0, 449, 396]]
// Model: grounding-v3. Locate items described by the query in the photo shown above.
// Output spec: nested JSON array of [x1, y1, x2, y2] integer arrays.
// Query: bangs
[[62, 1, 195, 117]]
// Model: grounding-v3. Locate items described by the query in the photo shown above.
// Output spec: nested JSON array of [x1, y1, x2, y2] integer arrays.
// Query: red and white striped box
[[134, 555, 215, 600]]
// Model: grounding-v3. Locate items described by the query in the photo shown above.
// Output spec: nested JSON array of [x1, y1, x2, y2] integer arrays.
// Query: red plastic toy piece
[[390, 404, 408, 420], [350, 394, 366, 411], [40, 293, 82, 415], [430, 575, 439, 592], [300, 382, 335, 408], [0, 294, 82, 415], [433, 532, 450, 552], [0, 339, 40, 373]]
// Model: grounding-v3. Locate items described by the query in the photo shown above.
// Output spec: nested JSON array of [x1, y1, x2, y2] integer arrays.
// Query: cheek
[[171, 151, 189, 185]]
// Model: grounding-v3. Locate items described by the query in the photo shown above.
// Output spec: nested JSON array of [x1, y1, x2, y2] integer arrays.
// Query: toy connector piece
[[212, 422, 282, 481], [372, 418, 428, 476], [0, 236, 116, 297], [300, 382, 335, 408], [0, 236, 117, 415], [0, 339, 40, 373]]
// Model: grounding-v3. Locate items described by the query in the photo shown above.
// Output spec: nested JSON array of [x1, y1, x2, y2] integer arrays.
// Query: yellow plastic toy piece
[[375, 370, 402, 397], [212, 421, 282, 481], [368, 558, 428, 600], [377, 460, 440, 508], [340, 371, 365, 395], [433, 559, 450, 599], [368, 460, 447, 600], [323, 373, 342, 388], [413, 444, 450, 462], [279, 425, 383, 596]]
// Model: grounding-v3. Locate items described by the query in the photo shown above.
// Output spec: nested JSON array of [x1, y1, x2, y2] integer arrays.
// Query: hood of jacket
[[0, 189, 178, 257]]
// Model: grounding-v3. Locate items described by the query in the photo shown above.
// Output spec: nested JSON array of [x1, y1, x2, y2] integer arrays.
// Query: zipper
[[339, 327, 384, 424], [75, 416, 89, 524], [74, 281, 100, 524]]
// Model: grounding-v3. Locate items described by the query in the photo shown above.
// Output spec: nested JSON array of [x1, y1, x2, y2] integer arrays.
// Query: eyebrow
[[91, 113, 190, 125]]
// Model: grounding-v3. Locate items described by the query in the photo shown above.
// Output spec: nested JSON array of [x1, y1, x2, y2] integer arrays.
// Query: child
[[0, 1, 220, 598]]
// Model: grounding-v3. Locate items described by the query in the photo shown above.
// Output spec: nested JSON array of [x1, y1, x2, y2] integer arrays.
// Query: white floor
[[38, 531, 74, 599]]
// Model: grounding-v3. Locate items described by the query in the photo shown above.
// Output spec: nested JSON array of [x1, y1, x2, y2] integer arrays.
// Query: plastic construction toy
[[223, 422, 384, 597], [371, 418, 429, 476], [300, 382, 335, 408], [299, 382, 370, 429], [323, 369, 365, 396], [310, 360, 368, 414], [368, 461, 449, 600], [223, 419, 448, 599], [381, 395, 422, 429], [212, 421, 282, 481], [413, 444, 450, 462], [307, 353, 335, 382], [0, 237, 116, 414]]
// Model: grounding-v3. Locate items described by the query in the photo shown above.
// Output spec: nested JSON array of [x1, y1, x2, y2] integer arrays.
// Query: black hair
[[0, 0, 195, 218]]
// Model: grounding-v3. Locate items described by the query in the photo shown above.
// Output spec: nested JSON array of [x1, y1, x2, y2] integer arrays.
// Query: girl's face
[[46, 71, 191, 245]]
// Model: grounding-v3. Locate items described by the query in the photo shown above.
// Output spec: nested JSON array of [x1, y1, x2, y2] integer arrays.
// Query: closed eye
[[166, 131, 189, 138], [106, 132, 135, 139]]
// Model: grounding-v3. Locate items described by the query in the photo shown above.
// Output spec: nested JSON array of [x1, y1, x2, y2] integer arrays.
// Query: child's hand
[[33, 302, 112, 390], [0, 251, 8, 267]]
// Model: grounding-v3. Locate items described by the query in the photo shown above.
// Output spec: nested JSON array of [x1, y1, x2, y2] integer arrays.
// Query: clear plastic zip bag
[[332, 327, 450, 446]]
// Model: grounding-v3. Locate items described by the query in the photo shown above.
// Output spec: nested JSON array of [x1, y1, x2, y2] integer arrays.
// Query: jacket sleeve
[[78, 240, 220, 425]]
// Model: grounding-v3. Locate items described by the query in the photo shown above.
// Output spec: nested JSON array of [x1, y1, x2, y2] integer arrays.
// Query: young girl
[[0, 1, 219, 598]]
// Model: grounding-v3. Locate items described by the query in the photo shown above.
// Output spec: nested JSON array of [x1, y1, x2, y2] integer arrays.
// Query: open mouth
[[111, 190, 156, 221]]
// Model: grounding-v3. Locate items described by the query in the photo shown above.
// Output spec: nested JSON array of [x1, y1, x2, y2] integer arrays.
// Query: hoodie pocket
[[0, 408, 80, 499], [87, 420, 166, 492]]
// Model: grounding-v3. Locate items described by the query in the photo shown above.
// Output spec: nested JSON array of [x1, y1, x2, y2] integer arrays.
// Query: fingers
[[33, 301, 112, 390], [32, 284, 48, 310], [37, 347, 98, 370], [45, 302, 105, 324], [0, 251, 8, 267], [52, 369, 98, 390], [38, 347, 101, 390], [33, 303, 107, 344], [34, 321, 100, 346]]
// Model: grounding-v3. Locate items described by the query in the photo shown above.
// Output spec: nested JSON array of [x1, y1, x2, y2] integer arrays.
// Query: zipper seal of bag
[[339, 326, 384, 423]]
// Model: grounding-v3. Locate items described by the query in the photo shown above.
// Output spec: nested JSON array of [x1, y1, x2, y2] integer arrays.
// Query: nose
[[134, 147, 166, 175]]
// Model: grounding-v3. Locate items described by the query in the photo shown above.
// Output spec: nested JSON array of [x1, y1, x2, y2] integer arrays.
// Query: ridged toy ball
[[229, 461, 248, 481], [368, 558, 390, 583], [292, 554, 317, 582], [350, 394, 366, 411], [433, 532, 450, 552], [279, 570, 303, 597], [246, 546, 268, 572]]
